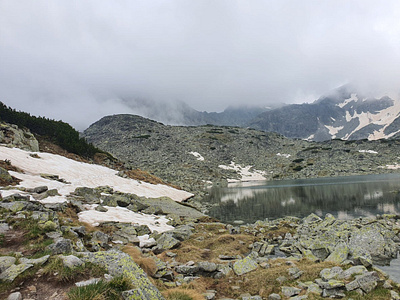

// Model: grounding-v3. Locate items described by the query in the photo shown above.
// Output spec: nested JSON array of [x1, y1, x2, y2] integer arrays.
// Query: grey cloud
[[1, 0, 400, 129]]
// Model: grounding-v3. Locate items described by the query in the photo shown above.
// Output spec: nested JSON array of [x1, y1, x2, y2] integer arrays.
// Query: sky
[[1, 1, 400, 130]]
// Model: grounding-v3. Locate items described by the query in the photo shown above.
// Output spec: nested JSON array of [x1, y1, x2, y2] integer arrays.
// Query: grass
[[162, 287, 205, 300], [43, 257, 106, 283], [122, 246, 157, 277], [67, 276, 133, 300]]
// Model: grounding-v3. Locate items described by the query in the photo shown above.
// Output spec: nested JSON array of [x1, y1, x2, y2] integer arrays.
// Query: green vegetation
[[0, 102, 104, 158], [43, 257, 106, 283]]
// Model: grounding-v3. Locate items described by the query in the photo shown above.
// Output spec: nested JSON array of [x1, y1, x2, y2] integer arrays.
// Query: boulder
[[19, 255, 50, 266], [0, 167, 13, 183], [0, 263, 33, 282], [7, 292, 22, 300], [80, 250, 164, 300], [348, 223, 397, 265], [47, 238, 73, 254], [232, 255, 258, 276], [60, 255, 85, 268], [281, 286, 301, 297], [345, 271, 380, 293], [154, 233, 181, 254], [0, 256, 16, 273]]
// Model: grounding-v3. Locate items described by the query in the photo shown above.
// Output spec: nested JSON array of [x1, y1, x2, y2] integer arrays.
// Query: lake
[[202, 173, 400, 224], [202, 173, 400, 282]]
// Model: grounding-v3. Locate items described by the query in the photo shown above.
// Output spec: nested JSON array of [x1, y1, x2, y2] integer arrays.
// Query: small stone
[[391, 290, 400, 300], [60, 255, 85, 268], [268, 294, 281, 300], [276, 275, 287, 284], [7, 292, 22, 300], [281, 286, 301, 297], [95, 205, 108, 212]]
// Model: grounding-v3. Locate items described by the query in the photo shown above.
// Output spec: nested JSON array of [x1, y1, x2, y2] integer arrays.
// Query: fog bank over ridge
[[1, 1, 400, 129]]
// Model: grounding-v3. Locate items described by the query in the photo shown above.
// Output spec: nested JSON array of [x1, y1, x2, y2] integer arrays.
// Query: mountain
[[248, 86, 400, 141], [83, 113, 400, 192], [120, 98, 272, 126]]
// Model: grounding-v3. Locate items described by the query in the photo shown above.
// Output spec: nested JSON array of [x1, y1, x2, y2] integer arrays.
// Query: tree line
[[0, 101, 104, 158]]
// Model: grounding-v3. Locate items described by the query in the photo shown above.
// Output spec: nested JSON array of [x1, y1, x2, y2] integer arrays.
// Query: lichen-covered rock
[[233, 255, 258, 276], [319, 266, 343, 281], [0, 122, 39, 152], [47, 238, 73, 254], [80, 250, 164, 300], [281, 286, 301, 297], [345, 271, 380, 293], [60, 255, 85, 268], [0, 167, 13, 183], [338, 265, 368, 280], [325, 240, 348, 264], [153, 233, 181, 254], [315, 278, 345, 290], [19, 255, 50, 266], [0, 256, 16, 273], [348, 223, 397, 265], [0, 263, 33, 282]]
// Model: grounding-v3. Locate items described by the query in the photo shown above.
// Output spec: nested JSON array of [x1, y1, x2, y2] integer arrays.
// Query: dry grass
[[162, 287, 205, 300], [173, 232, 255, 263], [122, 246, 157, 277]]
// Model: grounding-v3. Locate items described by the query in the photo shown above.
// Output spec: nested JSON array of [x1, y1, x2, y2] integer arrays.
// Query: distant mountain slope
[[121, 98, 271, 126], [248, 86, 400, 141], [83, 114, 400, 192]]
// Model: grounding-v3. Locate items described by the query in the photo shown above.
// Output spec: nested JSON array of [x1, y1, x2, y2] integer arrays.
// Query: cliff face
[[83, 114, 400, 192]]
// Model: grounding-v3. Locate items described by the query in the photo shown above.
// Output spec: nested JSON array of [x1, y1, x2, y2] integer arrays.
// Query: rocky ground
[[1, 122, 400, 299], [1, 185, 400, 299], [83, 114, 400, 193]]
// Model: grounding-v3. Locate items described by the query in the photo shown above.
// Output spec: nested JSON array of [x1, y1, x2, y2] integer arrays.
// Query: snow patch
[[325, 125, 344, 138], [358, 150, 378, 154], [189, 151, 205, 161], [218, 161, 266, 182], [78, 205, 174, 233], [276, 153, 291, 158], [0, 146, 192, 202], [337, 93, 358, 108]]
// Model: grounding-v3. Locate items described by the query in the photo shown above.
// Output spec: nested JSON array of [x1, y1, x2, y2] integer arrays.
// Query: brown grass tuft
[[162, 287, 205, 300], [122, 246, 157, 277]]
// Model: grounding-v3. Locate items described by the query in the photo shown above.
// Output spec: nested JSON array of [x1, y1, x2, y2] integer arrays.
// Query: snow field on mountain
[[0, 145, 193, 233]]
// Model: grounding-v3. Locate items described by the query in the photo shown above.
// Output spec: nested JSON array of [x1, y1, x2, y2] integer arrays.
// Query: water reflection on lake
[[202, 174, 400, 224]]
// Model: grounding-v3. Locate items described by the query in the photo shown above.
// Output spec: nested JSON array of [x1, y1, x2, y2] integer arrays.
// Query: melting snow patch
[[358, 150, 378, 154], [218, 161, 266, 182], [276, 153, 291, 158], [78, 205, 174, 233], [0, 145, 192, 202], [189, 151, 205, 161]]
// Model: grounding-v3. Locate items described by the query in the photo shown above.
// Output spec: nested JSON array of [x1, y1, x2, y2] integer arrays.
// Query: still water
[[202, 173, 400, 224], [203, 173, 400, 282]]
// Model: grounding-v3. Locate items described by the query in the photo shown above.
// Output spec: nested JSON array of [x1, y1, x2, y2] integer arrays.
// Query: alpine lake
[[201, 173, 400, 282]]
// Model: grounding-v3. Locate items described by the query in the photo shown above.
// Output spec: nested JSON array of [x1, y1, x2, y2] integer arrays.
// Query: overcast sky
[[1, 1, 400, 130]]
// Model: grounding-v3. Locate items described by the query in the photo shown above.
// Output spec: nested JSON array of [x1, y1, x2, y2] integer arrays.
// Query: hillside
[[0, 102, 103, 158], [83, 114, 400, 192]]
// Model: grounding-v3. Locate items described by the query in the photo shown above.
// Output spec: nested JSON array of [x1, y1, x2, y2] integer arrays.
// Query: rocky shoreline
[[1, 181, 400, 299], [1, 122, 400, 299]]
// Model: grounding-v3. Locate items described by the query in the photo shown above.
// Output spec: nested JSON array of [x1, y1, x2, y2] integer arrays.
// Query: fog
[[1, 1, 400, 129]]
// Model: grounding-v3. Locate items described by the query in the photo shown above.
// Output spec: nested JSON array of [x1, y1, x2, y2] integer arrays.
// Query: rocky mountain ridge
[[249, 87, 400, 141], [83, 114, 400, 192]]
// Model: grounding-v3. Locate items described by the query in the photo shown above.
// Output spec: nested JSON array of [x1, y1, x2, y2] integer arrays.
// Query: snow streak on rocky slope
[[248, 86, 400, 141]]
